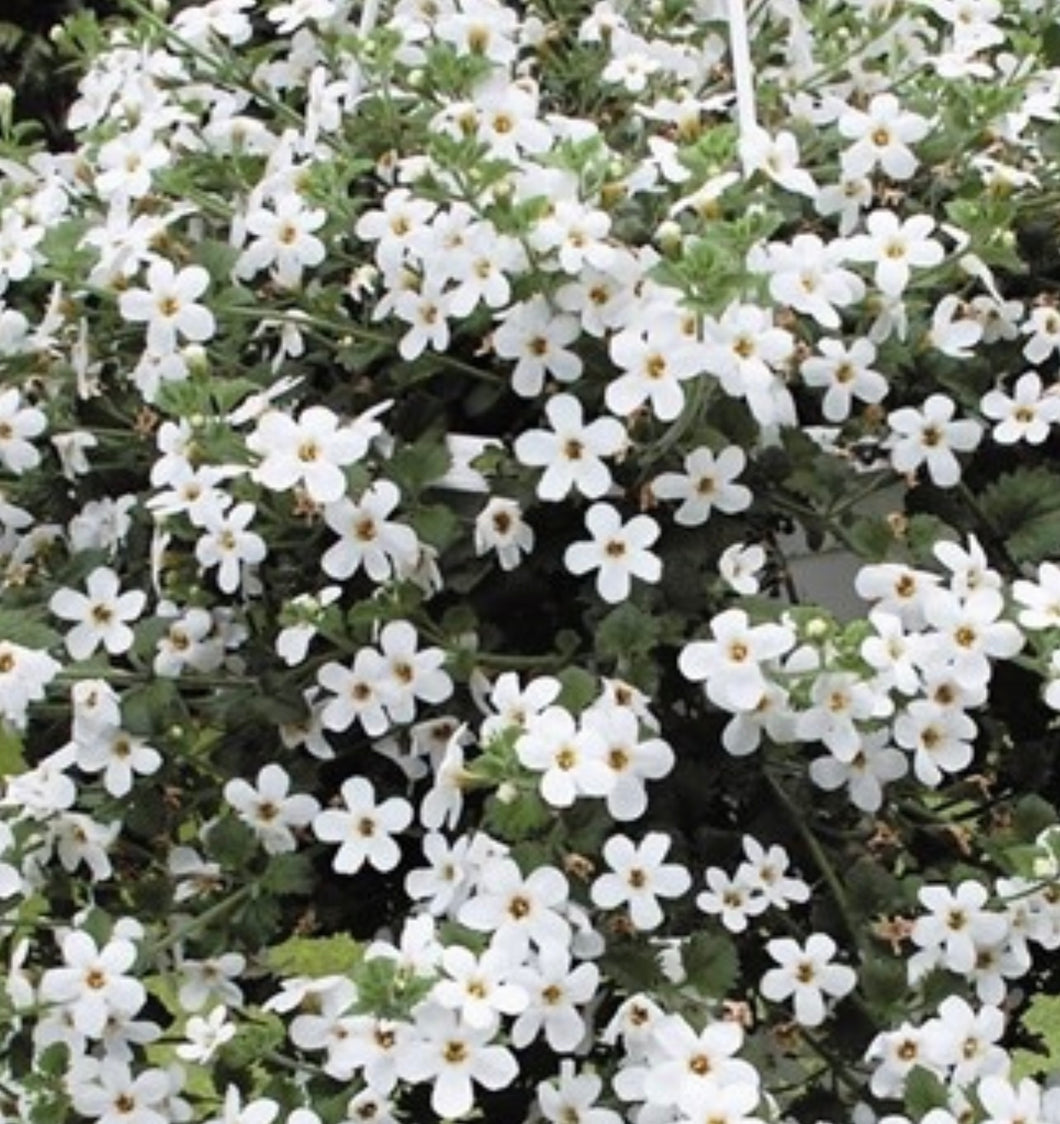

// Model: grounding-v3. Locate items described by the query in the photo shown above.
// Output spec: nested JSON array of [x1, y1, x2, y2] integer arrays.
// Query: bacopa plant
[[5, 0, 1060, 1121]]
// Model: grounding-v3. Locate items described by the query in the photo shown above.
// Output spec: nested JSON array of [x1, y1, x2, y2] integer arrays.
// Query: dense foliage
[[4, 1, 1060, 1123]]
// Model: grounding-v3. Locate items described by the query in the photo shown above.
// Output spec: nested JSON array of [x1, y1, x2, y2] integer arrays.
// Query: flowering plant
[[4, 0, 1060, 1121]]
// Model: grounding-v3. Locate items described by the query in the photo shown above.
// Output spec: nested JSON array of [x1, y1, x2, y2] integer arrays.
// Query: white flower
[[375, 619, 453, 724], [313, 776, 412, 875], [809, 728, 908, 813], [118, 259, 216, 353], [474, 497, 534, 570], [75, 725, 162, 798], [1021, 305, 1060, 365], [321, 480, 419, 583], [492, 296, 583, 398], [678, 609, 796, 713], [760, 932, 857, 1026], [0, 387, 46, 474], [606, 322, 702, 422], [590, 832, 691, 931], [696, 866, 768, 933], [458, 856, 571, 961], [516, 706, 612, 808], [224, 764, 320, 855], [49, 566, 147, 661], [912, 882, 1008, 975], [39, 931, 146, 1038], [980, 372, 1060, 445], [846, 210, 945, 296], [248, 405, 374, 503], [397, 1003, 519, 1120], [509, 945, 599, 1052], [838, 93, 930, 180], [801, 337, 888, 422], [176, 1006, 236, 1064], [514, 393, 627, 501], [563, 502, 661, 604], [754, 232, 865, 329], [719, 542, 767, 595], [236, 191, 326, 288], [886, 394, 982, 487], [0, 640, 61, 729], [651, 446, 752, 526], [196, 502, 267, 595], [431, 943, 529, 1031], [537, 1061, 621, 1124]]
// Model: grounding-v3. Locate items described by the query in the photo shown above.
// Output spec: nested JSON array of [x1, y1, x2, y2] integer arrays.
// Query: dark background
[[1, 0, 117, 139]]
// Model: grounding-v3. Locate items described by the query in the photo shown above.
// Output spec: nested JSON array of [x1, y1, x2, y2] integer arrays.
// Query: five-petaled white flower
[[50, 566, 147, 661], [313, 776, 413, 875], [118, 259, 216, 353], [563, 503, 661, 604], [759, 932, 857, 1026], [886, 393, 982, 487], [590, 832, 692, 931]]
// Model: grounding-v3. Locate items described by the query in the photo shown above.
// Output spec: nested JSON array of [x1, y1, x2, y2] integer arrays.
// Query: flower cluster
[[2, 0, 1060, 1122]]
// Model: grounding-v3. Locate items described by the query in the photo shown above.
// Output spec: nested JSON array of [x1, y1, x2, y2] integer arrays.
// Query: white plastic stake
[[727, 0, 759, 150]]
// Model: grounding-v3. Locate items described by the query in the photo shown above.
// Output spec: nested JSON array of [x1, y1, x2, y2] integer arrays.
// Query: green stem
[[763, 768, 862, 954], [148, 883, 256, 957], [225, 306, 506, 386]]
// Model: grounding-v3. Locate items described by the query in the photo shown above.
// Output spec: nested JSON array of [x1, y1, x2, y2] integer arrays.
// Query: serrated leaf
[[904, 1065, 950, 1116], [219, 1010, 285, 1069], [682, 931, 739, 998], [1018, 992, 1060, 1078], [260, 852, 315, 896], [481, 787, 552, 841], [410, 503, 460, 550], [121, 679, 181, 736], [979, 468, 1060, 564], [205, 815, 258, 867], [596, 602, 660, 662], [387, 436, 451, 497], [0, 610, 58, 650], [555, 667, 598, 713], [859, 953, 907, 1011], [265, 933, 363, 977], [844, 516, 894, 562]]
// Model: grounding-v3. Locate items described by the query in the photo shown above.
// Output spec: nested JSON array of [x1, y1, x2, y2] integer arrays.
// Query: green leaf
[[260, 853, 315, 896], [0, 610, 58, 650], [0, 724, 26, 776], [844, 516, 894, 562], [121, 679, 182, 736], [387, 436, 451, 497], [481, 787, 552, 842], [265, 933, 363, 977], [596, 602, 660, 662], [859, 953, 907, 1012], [204, 816, 258, 868], [1011, 794, 1059, 841], [979, 468, 1060, 564], [410, 503, 461, 550], [1043, 23, 1060, 66], [219, 1010, 286, 1069], [682, 931, 739, 998], [555, 667, 598, 713], [904, 1066, 950, 1116], [1012, 993, 1060, 1080]]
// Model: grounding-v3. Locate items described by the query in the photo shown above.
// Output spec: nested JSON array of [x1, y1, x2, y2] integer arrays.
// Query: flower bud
[[655, 220, 683, 255]]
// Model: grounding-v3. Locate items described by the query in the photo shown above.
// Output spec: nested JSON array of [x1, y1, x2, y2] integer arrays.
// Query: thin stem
[[148, 882, 256, 957], [225, 306, 506, 386], [763, 768, 862, 953]]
